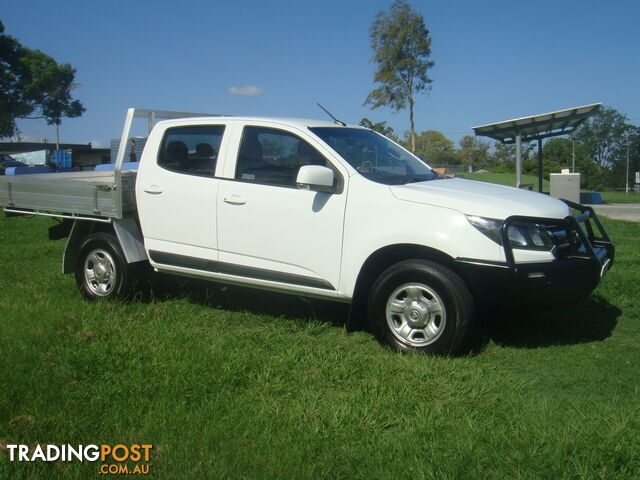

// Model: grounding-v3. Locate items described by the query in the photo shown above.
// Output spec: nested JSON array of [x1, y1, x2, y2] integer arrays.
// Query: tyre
[[75, 232, 131, 300], [368, 259, 475, 355]]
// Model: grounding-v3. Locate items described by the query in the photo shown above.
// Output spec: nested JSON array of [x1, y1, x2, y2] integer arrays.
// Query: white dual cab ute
[[0, 108, 614, 354]]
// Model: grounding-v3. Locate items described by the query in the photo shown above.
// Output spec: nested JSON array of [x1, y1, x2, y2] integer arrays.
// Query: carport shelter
[[472, 103, 602, 192]]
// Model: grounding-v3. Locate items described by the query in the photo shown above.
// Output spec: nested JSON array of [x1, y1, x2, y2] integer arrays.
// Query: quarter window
[[235, 126, 330, 187], [158, 125, 225, 176]]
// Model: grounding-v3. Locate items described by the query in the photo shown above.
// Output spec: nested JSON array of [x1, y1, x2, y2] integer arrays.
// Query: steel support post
[[515, 133, 522, 187], [538, 138, 543, 192]]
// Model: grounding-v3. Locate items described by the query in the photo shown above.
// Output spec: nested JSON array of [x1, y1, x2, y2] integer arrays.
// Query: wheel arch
[[62, 218, 147, 274], [63, 221, 112, 274], [347, 243, 464, 330]]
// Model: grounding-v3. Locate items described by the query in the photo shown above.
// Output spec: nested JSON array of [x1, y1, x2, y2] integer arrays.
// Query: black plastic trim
[[150, 250, 218, 271], [455, 255, 603, 309], [148, 250, 335, 291], [456, 258, 510, 269], [456, 201, 614, 309], [499, 201, 615, 268], [456, 201, 615, 309]]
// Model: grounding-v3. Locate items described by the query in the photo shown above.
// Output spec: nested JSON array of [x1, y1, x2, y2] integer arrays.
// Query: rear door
[[136, 123, 230, 263]]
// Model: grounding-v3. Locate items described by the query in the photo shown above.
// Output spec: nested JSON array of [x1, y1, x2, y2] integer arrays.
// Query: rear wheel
[[368, 260, 475, 355], [75, 233, 130, 300]]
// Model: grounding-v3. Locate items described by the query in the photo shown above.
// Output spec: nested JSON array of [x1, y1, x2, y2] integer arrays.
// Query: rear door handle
[[143, 185, 163, 194], [223, 195, 246, 205]]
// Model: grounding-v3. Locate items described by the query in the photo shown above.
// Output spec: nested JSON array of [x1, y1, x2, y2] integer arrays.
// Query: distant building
[[0, 142, 110, 170]]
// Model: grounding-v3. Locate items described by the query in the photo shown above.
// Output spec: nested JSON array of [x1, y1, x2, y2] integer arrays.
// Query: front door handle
[[144, 185, 163, 194], [223, 195, 246, 205]]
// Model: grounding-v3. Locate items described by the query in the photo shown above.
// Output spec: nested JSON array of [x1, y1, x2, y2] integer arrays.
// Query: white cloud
[[89, 140, 103, 148], [228, 85, 264, 96]]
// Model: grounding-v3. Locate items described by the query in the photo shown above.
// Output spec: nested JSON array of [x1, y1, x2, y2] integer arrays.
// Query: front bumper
[[456, 200, 614, 309]]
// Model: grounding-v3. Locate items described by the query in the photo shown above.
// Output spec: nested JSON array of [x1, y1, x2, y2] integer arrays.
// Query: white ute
[[0, 109, 614, 355]]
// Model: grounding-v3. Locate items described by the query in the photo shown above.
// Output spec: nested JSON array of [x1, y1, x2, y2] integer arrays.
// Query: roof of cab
[[155, 116, 363, 130]]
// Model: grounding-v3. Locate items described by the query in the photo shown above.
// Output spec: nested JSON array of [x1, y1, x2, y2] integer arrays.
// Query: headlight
[[466, 215, 555, 251], [466, 216, 503, 245], [507, 222, 555, 250]]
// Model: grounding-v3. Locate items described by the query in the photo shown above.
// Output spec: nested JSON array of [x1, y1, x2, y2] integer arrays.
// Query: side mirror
[[296, 165, 335, 193]]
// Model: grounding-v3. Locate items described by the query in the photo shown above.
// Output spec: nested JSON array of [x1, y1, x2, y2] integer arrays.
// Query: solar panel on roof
[[472, 103, 601, 144]]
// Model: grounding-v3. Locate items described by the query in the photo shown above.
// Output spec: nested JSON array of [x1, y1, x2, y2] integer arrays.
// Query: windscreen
[[309, 127, 438, 185]]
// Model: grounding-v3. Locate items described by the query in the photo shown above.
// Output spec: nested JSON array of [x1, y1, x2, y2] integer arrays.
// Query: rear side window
[[158, 125, 225, 176], [235, 126, 329, 187]]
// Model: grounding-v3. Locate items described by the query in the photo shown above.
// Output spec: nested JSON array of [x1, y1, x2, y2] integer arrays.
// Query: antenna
[[316, 103, 346, 126]]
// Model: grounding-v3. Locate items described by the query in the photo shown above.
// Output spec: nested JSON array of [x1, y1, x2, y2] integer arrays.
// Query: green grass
[[600, 191, 640, 204], [1, 214, 639, 479], [465, 172, 640, 205], [464, 172, 550, 190]]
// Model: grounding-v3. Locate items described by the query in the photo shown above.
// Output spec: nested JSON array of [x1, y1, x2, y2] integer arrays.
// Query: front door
[[217, 125, 347, 292]]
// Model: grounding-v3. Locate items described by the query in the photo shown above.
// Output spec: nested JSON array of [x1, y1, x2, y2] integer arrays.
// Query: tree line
[[361, 107, 639, 190]]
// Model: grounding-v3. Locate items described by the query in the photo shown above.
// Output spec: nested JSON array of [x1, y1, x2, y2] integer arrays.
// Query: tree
[[413, 130, 453, 153], [571, 105, 629, 168], [548, 138, 600, 187], [519, 138, 603, 190], [490, 142, 516, 172], [0, 20, 30, 137], [606, 125, 640, 189], [628, 127, 640, 190], [359, 117, 397, 140], [458, 135, 490, 171], [364, 0, 434, 154], [408, 130, 457, 165], [0, 20, 84, 140]]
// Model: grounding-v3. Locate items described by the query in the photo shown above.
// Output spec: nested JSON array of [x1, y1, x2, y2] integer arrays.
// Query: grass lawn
[[1, 214, 639, 479], [465, 172, 640, 205], [464, 172, 550, 191], [600, 191, 640, 204]]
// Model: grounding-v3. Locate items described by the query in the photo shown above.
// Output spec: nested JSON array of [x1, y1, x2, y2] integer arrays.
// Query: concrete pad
[[587, 203, 640, 222]]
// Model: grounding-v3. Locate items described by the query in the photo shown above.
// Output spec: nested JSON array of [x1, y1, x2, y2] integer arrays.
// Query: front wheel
[[368, 260, 475, 355], [75, 233, 130, 300]]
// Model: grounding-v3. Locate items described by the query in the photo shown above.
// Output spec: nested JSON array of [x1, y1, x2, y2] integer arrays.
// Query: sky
[[3, 0, 640, 148]]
